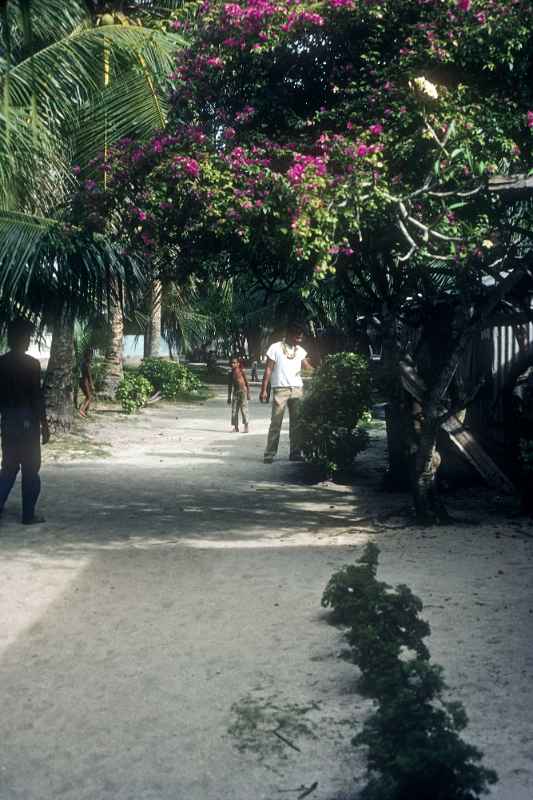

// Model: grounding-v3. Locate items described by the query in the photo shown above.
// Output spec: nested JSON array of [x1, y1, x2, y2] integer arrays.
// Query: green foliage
[[116, 373, 153, 414], [322, 544, 498, 800], [298, 352, 371, 476], [139, 356, 207, 400]]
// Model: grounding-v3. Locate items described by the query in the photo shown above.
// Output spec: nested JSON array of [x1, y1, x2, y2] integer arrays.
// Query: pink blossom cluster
[[528, 111, 533, 128], [287, 154, 327, 184], [329, 244, 355, 255], [132, 207, 148, 221], [172, 156, 201, 178], [222, 0, 280, 33], [235, 105, 256, 123], [280, 9, 325, 30]]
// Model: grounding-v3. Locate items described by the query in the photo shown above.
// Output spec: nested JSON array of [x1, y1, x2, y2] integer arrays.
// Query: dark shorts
[[1, 411, 41, 473]]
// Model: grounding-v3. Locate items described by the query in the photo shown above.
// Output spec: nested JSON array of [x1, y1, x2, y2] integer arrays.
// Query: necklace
[[281, 340, 297, 360]]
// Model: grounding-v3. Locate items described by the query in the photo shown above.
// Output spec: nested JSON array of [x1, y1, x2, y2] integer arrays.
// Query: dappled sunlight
[[177, 531, 372, 550], [0, 552, 91, 655]]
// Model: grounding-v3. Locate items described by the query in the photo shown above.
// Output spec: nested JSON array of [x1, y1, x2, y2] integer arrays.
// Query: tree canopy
[[76, 0, 533, 296]]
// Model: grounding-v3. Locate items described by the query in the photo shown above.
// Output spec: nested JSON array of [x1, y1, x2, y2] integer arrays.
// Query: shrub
[[90, 359, 107, 393], [116, 374, 153, 414], [299, 352, 371, 476], [322, 545, 498, 800], [139, 357, 207, 400]]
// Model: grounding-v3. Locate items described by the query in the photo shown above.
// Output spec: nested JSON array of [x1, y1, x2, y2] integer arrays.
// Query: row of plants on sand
[[322, 543, 497, 800]]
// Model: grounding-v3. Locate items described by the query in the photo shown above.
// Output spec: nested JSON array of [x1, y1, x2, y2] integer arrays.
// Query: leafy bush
[[90, 359, 107, 393], [322, 545, 498, 800], [299, 352, 371, 476], [116, 374, 153, 414], [139, 357, 207, 400]]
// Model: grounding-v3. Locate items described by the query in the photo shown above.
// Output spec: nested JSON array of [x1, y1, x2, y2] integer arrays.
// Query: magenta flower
[[206, 56, 224, 69], [72, 165, 81, 175], [369, 123, 383, 135], [84, 179, 97, 191], [457, 0, 471, 10], [527, 111, 533, 128], [357, 144, 369, 157], [223, 127, 236, 140]]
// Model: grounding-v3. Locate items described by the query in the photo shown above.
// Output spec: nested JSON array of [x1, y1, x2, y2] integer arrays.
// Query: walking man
[[260, 322, 312, 463], [0, 318, 50, 525]]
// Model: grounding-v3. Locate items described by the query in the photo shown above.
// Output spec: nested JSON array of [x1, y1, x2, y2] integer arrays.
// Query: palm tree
[[0, 0, 185, 421]]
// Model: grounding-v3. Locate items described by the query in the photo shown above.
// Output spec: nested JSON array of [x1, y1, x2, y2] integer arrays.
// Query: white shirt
[[266, 341, 307, 388]]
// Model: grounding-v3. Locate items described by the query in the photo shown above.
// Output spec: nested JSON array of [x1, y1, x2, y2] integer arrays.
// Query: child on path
[[227, 356, 250, 433], [79, 347, 94, 418]]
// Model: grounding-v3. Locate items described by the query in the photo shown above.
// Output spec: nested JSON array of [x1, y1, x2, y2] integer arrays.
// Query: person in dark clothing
[[0, 318, 50, 525]]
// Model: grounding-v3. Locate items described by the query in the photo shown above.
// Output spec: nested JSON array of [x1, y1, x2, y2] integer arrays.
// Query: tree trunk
[[143, 326, 151, 358], [101, 300, 124, 399], [411, 416, 450, 524], [147, 278, 162, 358], [245, 326, 262, 362], [44, 312, 75, 432], [381, 320, 411, 488], [384, 399, 411, 489]]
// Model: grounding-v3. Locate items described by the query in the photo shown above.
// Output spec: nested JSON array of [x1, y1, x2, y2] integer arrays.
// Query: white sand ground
[[0, 387, 532, 800]]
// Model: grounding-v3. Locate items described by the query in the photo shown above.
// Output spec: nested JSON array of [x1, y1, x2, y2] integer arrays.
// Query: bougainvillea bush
[[73, 0, 533, 519], [74, 0, 531, 281]]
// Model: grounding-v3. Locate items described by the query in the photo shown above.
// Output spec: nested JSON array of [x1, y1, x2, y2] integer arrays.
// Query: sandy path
[[0, 388, 532, 800]]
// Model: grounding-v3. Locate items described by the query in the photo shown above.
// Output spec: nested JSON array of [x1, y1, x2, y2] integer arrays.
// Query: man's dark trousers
[[0, 410, 41, 522]]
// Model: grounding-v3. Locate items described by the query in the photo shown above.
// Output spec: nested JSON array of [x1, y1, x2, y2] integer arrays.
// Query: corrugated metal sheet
[[490, 321, 533, 416]]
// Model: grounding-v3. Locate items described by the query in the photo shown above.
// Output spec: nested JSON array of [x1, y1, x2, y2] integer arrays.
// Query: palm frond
[[162, 279, 213, 352], [1, 25, 182, 127], [0, 0, 88, 60], [0, 209, 147, 315], [70, 68, 170, 167], [0, 107, 71, 211]]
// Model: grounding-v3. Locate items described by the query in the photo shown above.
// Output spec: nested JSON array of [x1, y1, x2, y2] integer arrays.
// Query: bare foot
[[232, 426, 239, 432]]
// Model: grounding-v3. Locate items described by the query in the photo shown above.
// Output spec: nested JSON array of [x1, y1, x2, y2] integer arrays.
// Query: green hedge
[[299, 352, 371, 476], [139, 358, 207, 400], [116, 374, 153, 414]]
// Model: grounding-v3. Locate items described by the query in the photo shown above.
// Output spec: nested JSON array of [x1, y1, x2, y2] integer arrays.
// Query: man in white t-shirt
[[259, 323, 313, 463]]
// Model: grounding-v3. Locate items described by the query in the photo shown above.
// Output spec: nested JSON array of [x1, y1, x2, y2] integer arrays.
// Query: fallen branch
[[298, 782, 318, 799], [272, 729, 301, 752]]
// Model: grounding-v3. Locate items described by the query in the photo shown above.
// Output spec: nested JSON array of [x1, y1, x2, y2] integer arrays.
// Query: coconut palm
[[0, 0, 185, 420]]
